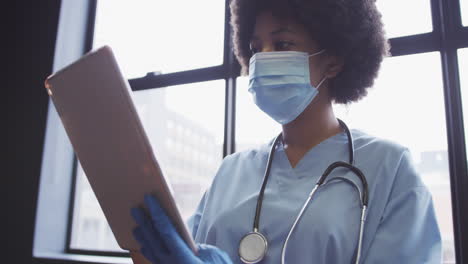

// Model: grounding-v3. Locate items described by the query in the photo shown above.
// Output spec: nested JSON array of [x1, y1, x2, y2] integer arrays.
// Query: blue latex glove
[[131, 194, 232, 264]]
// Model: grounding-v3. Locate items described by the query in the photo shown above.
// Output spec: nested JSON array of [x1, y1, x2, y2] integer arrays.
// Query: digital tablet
[[44, 46, 197, 253]]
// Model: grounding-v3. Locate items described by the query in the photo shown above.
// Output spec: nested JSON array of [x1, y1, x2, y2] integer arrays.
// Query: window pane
[[376, 0, 432, 38], [334, 53, 455, 263], [235, 77, 281, 152], [70, 80, 225, 252], [459, 48, 468, 166], [93, 0, 225, 79], [462, 0, 468, 26]]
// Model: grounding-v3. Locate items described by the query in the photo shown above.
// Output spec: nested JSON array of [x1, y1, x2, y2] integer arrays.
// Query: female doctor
[[130, 0, 442, 263]]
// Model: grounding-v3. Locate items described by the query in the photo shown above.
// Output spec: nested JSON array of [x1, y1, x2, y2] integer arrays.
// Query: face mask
[[248, 50, 327, 125]]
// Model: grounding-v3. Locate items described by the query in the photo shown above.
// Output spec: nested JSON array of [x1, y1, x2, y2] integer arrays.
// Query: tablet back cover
[[45, 46, 196, 252]]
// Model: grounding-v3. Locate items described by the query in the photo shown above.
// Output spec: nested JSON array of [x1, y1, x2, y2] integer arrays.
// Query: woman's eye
[[275, 41, 294, 51]]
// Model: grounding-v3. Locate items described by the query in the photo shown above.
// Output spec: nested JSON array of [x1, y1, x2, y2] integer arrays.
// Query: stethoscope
[[238, 119, 369, 264]]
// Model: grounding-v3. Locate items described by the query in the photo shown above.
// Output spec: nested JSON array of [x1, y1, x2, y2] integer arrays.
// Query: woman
[[131, 0, 442, 263]]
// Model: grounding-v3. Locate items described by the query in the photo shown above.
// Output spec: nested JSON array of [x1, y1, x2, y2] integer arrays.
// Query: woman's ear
[[324, 55, 344, 78]]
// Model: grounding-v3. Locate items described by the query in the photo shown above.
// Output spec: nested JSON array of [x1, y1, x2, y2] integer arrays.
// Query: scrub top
[[187, 129, 442, 263]]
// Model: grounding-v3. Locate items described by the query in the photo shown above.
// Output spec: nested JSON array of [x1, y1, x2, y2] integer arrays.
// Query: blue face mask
[[248, 50, 327, 125]]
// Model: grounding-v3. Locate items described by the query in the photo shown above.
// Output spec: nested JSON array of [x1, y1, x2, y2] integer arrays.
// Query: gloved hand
[[131, 194, 232, 264]]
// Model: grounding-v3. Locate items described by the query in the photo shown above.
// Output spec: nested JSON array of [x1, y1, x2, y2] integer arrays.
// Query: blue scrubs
[[187, 129, 442, 263]]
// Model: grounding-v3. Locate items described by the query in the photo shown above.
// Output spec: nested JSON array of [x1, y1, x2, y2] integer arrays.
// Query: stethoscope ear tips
[[239, 231, 268, 263]]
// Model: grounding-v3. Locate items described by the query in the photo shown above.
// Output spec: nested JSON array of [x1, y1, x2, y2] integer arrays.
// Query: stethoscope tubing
[[253, 134, 282, 232], [281, 173, 368, 264], [280, 183, 320, 264]]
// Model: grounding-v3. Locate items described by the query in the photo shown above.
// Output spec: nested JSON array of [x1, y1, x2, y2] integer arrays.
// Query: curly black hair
[[230, 0, 390, 104]]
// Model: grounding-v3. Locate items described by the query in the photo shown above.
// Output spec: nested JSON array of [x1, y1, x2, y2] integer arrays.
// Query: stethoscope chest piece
[[239, 231, 268, 263]]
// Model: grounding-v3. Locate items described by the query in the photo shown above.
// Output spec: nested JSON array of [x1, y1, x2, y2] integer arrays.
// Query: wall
[[6, 1, 61, 263]]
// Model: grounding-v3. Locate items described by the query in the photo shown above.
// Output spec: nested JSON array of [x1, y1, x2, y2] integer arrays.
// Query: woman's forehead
[[251, 11, 309, 39]]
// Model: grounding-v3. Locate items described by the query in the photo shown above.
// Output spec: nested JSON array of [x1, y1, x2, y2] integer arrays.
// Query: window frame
[[34, 0, 468, 263]]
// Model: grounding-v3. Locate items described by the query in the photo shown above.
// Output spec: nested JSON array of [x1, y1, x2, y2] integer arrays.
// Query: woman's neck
[[281, 98, 341, 167]]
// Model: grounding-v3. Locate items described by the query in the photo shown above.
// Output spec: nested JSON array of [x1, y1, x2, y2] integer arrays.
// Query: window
[[35, 0, 468, 263], [70, 0, 227, 251], [67, 0, 228, 257], [459, 48, 468, 164], [462, 0, 468, 26], [375, 0, 432, 38], [93, 0, 225, 79], [334, 53, 455, 262]]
